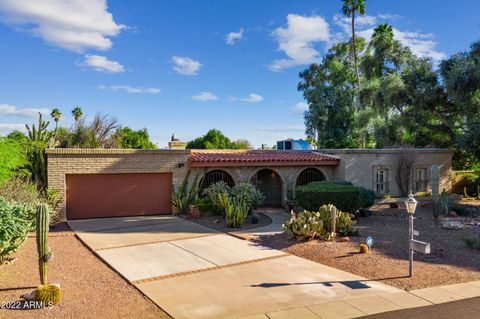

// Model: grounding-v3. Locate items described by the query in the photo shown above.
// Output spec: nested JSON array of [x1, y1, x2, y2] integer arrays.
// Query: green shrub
[[195, 197, 217, 214], [283, 205, 353, 240], [0, 197, 34, 261], [204, 181, 265, 216], [463, 237, 480, 250], [218, 193, 249, 228], [203, 181, 230, 215], [296, 181, 374, 212], [0, 177, 41, 206]]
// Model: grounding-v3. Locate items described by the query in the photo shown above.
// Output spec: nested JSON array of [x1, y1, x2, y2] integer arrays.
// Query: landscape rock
[[441, 220, 465, 230], [338, 236, 350, 242]]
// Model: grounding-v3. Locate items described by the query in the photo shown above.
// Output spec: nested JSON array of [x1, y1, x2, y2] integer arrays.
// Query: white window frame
[[374, 167, 389, 194], [415, 167, 428, 193]]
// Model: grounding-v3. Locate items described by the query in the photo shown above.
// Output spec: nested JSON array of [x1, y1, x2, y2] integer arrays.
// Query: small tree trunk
[[352, 10, 360, 87]]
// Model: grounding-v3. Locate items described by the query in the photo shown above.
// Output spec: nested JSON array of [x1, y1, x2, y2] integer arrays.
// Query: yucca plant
[[25, 113, 56, 192], [172, 170, 202, 214], [218, 193, 249, 228]]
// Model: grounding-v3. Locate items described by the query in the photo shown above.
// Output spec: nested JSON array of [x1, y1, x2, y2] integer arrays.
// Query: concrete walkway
[[68, 216, 480, 319]]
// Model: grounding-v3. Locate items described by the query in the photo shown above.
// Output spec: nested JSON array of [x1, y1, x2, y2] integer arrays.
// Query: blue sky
[[0, 0, 478, 148]]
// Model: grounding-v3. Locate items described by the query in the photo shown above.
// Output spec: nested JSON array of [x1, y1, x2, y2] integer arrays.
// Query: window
[[415, 168, 427, 192], [375, 168, 389, 194]]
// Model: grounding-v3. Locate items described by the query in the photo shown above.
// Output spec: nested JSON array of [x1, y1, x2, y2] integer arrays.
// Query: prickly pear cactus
[[36, 204, 52, 285]]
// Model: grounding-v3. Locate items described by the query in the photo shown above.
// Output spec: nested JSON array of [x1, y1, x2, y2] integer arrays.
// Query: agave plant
[[172, 170, 202, 215]]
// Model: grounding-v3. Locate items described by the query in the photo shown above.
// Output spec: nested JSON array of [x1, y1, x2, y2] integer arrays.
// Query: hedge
[[295, 181, 375, 213]]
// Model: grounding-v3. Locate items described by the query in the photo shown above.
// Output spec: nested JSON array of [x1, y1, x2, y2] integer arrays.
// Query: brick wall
[[317, 149, 453, 196]]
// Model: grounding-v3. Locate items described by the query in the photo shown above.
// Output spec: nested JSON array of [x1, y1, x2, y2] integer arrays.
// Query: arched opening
[[296, 168, 326, 187], [199, 170, 235, 194], [251, 169, 283, 207]]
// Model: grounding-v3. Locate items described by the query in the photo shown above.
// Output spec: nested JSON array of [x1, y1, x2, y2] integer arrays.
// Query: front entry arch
[[251, 169, 283, 207]]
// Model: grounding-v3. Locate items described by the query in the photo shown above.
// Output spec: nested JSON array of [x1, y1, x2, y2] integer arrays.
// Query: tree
[[50, 108, 62, 129], [71, 107, 83, 126], [298, 42, 359, 148], [341, 0, 366, 86], [233, 139, 252, 149], [114, 127, 157, 149], [186, 129, 236, 149], [0, 137, 28, 182]]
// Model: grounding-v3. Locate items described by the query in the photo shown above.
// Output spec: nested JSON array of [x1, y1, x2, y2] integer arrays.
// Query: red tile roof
[[188, 150, 339, 167]]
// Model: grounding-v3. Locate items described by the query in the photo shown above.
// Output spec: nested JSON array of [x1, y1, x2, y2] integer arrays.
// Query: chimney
[[168, 133, 187, 149]]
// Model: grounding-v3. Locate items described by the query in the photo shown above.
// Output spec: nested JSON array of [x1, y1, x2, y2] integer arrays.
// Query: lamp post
[[404, 191, 418, 277]]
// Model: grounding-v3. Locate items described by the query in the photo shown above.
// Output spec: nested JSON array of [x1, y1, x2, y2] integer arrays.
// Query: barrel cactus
[[35, 284, 61, 305], [359, 244, 369, 254], [36, 204, 53, 285]]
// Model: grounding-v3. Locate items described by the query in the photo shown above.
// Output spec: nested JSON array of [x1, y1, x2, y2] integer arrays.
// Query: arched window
[[199, 170, 234, 193], [296, 168, 326, 186]]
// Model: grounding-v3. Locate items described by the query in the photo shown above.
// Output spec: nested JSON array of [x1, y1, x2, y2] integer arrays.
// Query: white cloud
[[172, 56, 202, 76], [241, 93, 263, 103], [82, 54, 124, 73], [292, 102, 308, 114], [98, 85, 160, 94], [0, 0, 125, 53], [226, 28, 244, 45], [269, 14, 330, 71], [0, 103, 50, 117], [393, 28, 446, 61], [334, 13, 445, 62], [191, 91, 218, 102], [255, 125, 304, 132], [0, 123, 26, 135]]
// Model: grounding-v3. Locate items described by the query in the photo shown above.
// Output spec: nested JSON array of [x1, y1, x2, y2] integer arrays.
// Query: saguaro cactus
[[441, 189, 449, 215], [36, 204, 52, 285], [430, 165, 440, 220]]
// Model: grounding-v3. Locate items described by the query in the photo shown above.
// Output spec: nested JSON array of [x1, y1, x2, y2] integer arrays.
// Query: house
[[47, 148, 452, 220]]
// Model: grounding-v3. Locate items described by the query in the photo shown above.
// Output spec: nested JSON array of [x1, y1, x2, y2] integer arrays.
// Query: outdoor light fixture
[[404, 191, 418, 215], [176, 163, 185, 168]]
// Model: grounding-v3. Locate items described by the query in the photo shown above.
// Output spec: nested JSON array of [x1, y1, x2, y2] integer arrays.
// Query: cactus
[[431, 165, 441, 220], [35, 284, 61, 305], [36, 204, 52, 285], [359, 244, 369, 254], [441, 189, 449, 215]]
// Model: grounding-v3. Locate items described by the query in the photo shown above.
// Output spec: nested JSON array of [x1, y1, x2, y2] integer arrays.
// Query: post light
[[405, 192, 418, 215], [404, 191, 417, 277]]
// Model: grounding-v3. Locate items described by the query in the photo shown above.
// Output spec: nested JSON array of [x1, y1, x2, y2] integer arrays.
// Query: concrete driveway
[[68, 215, 430, 319]]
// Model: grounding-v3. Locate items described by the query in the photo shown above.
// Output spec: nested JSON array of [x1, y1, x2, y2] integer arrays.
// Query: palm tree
[[342, 0, 366, 86], [50, 108, 62, 129], [71, 107, 83, 126]]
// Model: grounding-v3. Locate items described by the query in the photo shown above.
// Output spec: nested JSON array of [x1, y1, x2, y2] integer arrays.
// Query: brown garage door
[[66, 173, 172, 219]]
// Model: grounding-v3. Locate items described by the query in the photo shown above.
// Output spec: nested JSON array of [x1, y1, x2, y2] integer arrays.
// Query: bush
[[283, 205, 353, 240], [195, 197, 217, 214], [203, 181, 230, 215], [296, 181, 374, 213], [464, 237, 480, 250], [204, 181, 265, 216], [218, 193, 249, 228], [0, 197, 35, 261]]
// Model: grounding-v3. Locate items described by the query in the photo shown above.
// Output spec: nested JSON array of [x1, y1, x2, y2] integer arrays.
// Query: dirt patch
[[0, 226, 170, 319], [187, 212, 272, 233], [256, 204, 480, 290]]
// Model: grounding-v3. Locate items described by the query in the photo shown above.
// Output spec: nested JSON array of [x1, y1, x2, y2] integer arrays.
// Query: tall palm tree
[[342, 0, 366, 86], [71, 107, 83, 126], [50, 108, 62, 129]]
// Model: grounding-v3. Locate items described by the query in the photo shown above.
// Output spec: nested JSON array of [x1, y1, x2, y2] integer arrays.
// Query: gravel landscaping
[[0, 224, 170, 319], [187, 212, 272, 233], [257, 202, 480, 290]]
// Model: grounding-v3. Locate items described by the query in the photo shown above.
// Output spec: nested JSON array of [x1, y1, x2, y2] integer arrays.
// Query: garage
[[66, 173, 172, 219]]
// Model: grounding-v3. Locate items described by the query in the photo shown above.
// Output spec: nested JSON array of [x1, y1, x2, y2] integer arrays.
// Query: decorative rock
[[441, 220, 464, 230], [338, 236, 350, 242], [448, 211, 458, 218]]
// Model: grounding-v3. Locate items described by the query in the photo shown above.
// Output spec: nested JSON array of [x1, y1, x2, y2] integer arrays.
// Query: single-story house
[[47, 148, 452, 220]]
